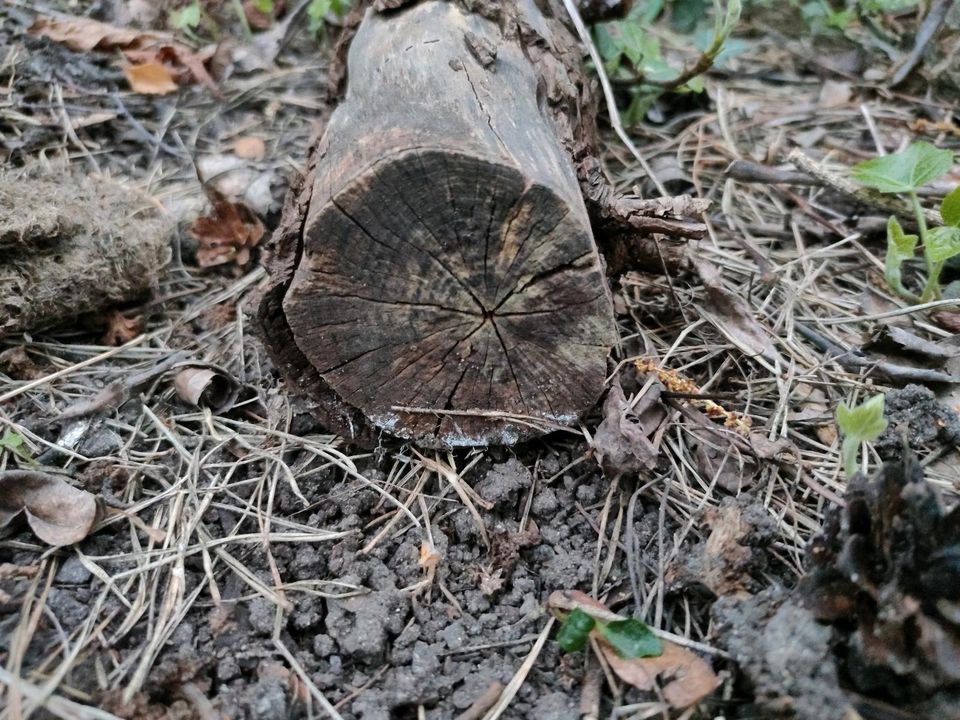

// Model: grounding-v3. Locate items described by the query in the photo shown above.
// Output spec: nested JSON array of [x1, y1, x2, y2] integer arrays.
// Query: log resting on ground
[[260, 0, 622, 448]]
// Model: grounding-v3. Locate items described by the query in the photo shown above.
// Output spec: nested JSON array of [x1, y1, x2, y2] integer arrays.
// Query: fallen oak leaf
[[29, 15, 161, 52], [189, 187, 264, 268], [0, 470, 100, 547]]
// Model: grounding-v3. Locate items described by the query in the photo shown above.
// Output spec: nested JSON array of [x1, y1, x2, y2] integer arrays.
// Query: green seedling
[[851, 142, 960, 303], [0, 430, 32, 463], [308, 0, 352, 33], [836, 394, 887, 479], [557, 608, 663, 658], [593, 0, 742, 126]]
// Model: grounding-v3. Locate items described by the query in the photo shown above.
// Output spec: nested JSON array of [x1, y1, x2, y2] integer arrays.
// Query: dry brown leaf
[[29, 16, 155, 52], [418, 542, 441, 572], [601, 640, 719, 709], [592, 382, 665, 476], [233, 136, 267, 160], [102, 311, 144, 346], [123, 61, 177, 94], [189, 187, 264, 268], [547, 590, 719, 709], [0, 346, 44, 381], [692, 257, 781, 365], [0, 471, 100, 547], [243, 0, 287, 30], [173, 365, 241, 413], [29, 15, 217, 92]]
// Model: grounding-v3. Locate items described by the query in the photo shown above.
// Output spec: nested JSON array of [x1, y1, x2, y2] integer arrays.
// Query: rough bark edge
[[256, 110, 378, 447]]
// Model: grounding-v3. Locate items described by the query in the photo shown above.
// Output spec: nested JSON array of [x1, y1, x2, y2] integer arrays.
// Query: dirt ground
[[1, 1, 959, 719]]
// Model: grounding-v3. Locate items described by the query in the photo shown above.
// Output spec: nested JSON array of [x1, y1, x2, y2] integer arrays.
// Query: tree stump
[[260, 0, 617, 447]]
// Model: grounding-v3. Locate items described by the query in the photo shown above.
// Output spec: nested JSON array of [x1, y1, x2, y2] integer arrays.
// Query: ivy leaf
[[556, 608, 595, 652], [852, 142, 955, 194], [884, 216, 918, 300], [598, 618, 663, 659], [941, 186, 960, 227], [925, 225, 960, 265]]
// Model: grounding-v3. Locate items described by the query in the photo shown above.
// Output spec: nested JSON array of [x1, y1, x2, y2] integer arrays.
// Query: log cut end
[[282, 148, 616, 446], [262, 0, 618, 447]]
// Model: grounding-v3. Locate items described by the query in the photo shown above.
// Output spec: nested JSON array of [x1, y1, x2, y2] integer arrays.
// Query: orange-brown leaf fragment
[[124, 61, 177, 94], [102, 311, 144, 346], [233, 136, 266, 160], [189, 188, 264, 268]]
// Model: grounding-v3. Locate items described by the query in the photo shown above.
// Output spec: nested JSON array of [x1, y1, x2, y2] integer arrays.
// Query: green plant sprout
[[836, 394, 888, 479], [593, 0, 742, 125], [0, 430, 32, 463], [556, 607, 663, 658], [851, 142, 960, 303], [307, 0, 352, 33]]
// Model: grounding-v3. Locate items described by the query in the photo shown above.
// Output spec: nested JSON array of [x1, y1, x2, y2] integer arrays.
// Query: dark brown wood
[[260, 0, 618, 447]]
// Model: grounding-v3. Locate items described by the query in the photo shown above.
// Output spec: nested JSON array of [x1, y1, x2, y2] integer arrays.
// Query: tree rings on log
[[260, 0, 617, 447]]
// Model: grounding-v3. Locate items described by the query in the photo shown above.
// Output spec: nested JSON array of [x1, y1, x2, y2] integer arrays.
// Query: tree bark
[[260, 0, 619, 447]]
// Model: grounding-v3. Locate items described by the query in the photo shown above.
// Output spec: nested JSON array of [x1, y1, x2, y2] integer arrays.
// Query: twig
[[891, 0, 952, 87], [788, 149, 941, 225], [0, 333, 152, 404], [725, 159, 819, 186]]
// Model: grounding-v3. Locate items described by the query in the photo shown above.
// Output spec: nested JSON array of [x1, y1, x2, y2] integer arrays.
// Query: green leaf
[[925, 225, 960, 264], [556, 609, 595, 652], [0, 430, 32, 461], [941, 186, 960, 227], [884, 216, 918, 300], [597, 618, 663, 659], [837, 394, 887, 478], [173, 1, 201, 30], [837, 395, 888, 444], [254, 0, 274, 12], [852, 142, 955, 194]]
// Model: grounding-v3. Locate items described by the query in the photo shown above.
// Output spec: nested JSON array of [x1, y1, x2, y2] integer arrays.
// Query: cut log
[[260, 0, 618, 447]]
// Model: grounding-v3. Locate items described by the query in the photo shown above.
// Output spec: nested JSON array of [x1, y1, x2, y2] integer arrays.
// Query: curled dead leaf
[[0, 471, 100, 547], [173, 365, 240, 413], [602, 640, 719, 709], [592, 382, 665, 476], [189, 187, 264, 268]]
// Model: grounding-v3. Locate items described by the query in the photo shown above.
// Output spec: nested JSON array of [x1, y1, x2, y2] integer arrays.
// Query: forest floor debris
[[1, 1, 959, 719]]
